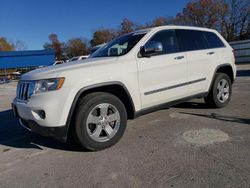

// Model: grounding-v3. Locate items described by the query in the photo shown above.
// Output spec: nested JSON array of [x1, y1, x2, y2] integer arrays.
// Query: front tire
[[205, 73, 232, 108], [74, 92, 127, 151]]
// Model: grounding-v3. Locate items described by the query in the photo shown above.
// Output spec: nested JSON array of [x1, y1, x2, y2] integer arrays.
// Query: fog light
[[32, 110, 46, 120]]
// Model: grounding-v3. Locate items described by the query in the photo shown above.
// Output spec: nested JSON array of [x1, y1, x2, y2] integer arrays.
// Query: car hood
[[21, 57, 118, 80]]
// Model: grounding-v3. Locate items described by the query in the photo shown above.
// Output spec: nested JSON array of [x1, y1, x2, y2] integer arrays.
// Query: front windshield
[[90, 32, 146, 58]]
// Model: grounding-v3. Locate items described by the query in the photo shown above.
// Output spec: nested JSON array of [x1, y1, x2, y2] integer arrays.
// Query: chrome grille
[[16, 82, 30, 101]]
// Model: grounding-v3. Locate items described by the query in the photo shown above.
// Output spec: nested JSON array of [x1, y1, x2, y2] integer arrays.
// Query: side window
[[148, 30, 179, 55], [176, 29, 208, 52], [203, 31, 225, 48]]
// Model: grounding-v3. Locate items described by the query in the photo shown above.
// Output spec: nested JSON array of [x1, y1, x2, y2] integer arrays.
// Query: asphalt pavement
[[0, 64, 249, 188]]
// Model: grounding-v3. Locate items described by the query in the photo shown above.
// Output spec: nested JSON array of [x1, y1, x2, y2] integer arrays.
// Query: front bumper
[[11, 87, 75, 142], [12, 103, 68, 142], [20, 118, 67, 142]]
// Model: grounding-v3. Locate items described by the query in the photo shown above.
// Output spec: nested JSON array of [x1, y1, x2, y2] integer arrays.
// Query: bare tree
[[15, 40, 28, 51], [175, 0, 223, 28], [43, 34, 63, 60], [90, 29, 117, 47], [119, 18, 135, 34], [0, 37, 15, 51], [175, 0, 250, 41], [220, 0, 250, 41], [147, 17, 169, 27], [64, 38, 89, 58]]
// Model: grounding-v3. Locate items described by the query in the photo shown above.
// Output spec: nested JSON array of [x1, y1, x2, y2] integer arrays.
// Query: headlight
[[34, 77, 65, 94]]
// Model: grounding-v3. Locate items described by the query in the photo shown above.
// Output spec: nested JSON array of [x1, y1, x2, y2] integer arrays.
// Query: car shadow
[[0, 109, 86, 152], [173, 101, 209, 109], [179, 112, 250, 125]]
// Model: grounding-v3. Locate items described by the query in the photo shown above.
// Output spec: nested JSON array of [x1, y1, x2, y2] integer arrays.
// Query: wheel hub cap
[[216, 79, 230, 103], [86, 103, 120, 142]]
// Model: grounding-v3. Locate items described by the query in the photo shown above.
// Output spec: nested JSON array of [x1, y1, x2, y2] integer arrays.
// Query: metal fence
[[230, 39, 250, 64]]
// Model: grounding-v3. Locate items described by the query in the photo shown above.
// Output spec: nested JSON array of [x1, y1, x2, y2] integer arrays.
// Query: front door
[[137, 30, 188, 109]]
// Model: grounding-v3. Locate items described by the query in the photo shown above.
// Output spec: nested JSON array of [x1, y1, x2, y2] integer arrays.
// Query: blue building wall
[[0, 50, 55, 69]]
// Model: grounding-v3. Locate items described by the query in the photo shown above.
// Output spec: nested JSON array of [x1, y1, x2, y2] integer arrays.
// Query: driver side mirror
[[140, 41, 163, 57]]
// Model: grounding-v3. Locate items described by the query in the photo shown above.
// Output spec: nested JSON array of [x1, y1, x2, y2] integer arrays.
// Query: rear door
[[175, 29, 219, 95], [203, 31, 229, 63], [137, 30, 188, 109]]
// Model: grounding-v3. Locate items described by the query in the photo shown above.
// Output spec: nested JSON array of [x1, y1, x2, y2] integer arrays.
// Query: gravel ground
[[0, 64, 249, 188]]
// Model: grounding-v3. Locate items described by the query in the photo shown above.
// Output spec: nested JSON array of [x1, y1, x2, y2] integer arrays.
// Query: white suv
[[12, 26, 236, 150]]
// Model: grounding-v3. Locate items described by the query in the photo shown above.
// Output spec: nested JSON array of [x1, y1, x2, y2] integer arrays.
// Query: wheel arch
[[208, 63, 234, 93], [216, 64, 234, 83], [65, 82, 136, 139]]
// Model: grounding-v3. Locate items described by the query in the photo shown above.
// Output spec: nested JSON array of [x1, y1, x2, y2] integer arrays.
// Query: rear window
[[176, 29, 208, 52], [203, 31, 225, 48]]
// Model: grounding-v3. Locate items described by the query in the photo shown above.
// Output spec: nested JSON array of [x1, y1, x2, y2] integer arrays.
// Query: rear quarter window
[[176, 29, 208, 52], [203, 31, 225, 49]]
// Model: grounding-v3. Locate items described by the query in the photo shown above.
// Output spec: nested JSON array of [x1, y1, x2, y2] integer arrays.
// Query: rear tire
[[205, 73, 232, 108], [74, 92, 127, 151]]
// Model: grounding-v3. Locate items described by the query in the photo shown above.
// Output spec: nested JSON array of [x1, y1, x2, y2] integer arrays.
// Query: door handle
[[174, 56, 184, 60], [207, 51, 215, 55]]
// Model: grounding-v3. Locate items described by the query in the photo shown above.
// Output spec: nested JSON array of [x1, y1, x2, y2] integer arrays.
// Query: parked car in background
[[70, 55, 89, 62], [0, 78, 5, 84], [12, 71, 21, 76], [0, 78, 11, 84], [12, 26, 236, 151], [50, 60, 65, 66]]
